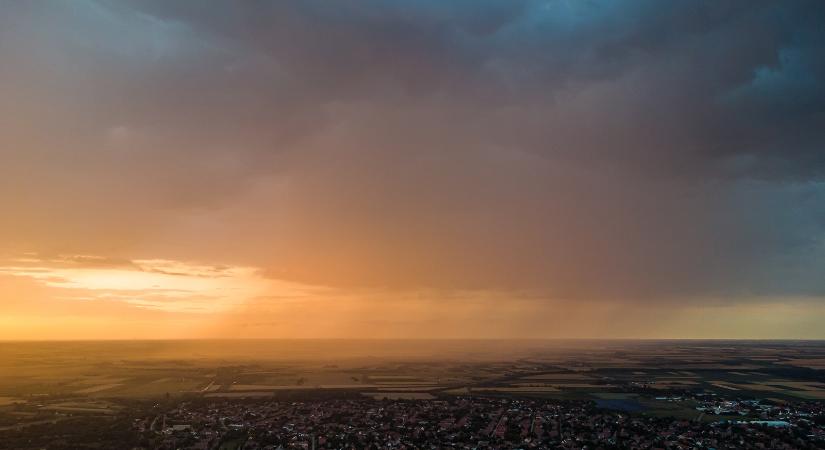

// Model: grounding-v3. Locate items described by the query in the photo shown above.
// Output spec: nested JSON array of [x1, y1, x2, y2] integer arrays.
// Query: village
[[140, 395, 825, 449]]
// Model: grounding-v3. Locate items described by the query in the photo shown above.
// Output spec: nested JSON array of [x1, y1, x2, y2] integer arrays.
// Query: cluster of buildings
[[137, 396, 825, 449]]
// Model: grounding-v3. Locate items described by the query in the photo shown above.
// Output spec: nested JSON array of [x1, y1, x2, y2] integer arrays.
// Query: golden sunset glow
[[2, 252, 825, 340], [0, 256, 277, 312]]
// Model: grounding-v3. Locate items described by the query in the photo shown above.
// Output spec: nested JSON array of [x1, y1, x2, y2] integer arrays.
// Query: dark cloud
[[1, 0, 824, 302]]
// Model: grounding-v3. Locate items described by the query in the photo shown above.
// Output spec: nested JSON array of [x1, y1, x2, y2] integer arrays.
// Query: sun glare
[[0, 257, 278, 313]]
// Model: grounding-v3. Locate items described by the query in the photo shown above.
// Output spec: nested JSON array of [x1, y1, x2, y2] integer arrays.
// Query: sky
[[1, 0, 825, 340]]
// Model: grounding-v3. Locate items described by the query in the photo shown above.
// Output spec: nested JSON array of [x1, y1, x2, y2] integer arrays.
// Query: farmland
[[0, 340, 824, 422]]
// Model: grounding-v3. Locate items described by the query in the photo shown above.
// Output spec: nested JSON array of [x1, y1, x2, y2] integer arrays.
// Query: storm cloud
[[2, 0, 825, 305]]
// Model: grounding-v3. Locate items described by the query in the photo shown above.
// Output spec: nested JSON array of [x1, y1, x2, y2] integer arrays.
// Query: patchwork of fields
[[0, 340, 824, 419]]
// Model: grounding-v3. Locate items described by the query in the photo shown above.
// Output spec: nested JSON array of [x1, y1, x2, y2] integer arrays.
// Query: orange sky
[[2, 2, 825, 339], [1, 254, 824, 340]]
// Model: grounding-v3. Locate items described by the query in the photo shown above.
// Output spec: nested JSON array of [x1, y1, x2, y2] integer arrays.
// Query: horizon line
[[2, 337, 824, 343]]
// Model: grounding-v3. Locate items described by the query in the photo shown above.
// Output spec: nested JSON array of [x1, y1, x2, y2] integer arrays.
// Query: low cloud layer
[[2, 0, 824, 317]]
